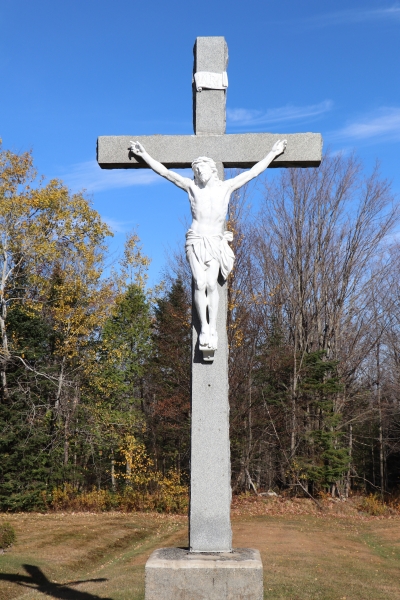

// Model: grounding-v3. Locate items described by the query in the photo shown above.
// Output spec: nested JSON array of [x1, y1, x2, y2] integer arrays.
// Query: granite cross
[[97, 36, 322, 553]]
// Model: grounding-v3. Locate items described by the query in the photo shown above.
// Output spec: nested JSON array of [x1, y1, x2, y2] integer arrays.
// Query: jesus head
[[191, 157, 219, 185]]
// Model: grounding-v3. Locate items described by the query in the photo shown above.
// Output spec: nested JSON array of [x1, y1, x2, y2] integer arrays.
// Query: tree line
[[1, 140, 399, 510]]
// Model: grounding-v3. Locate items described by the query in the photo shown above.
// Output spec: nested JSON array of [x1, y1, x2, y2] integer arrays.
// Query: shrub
[[359, 494, 389, 516], [51, 484, 118, 512], [0, 522, 16, 550], [49, 471, 188, 514]]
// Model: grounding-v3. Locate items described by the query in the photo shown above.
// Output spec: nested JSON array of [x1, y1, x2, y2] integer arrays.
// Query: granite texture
[[97, 132, 323, 169], [194, 37, 228, 73], [190, 270, 232, 552], [189, 43, 232, 551], [95, 34, 323, 565], [193, 37, 228, 135], [145, 547, 263, 600]]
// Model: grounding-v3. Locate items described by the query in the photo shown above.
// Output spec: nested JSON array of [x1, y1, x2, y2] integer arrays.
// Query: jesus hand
[[271, 139, 287, 156], [130, 141, 146, 155]]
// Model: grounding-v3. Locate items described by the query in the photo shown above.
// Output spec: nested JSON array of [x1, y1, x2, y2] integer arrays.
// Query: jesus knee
[[207, 281, 218, 294], [194, 277, 206, 292]]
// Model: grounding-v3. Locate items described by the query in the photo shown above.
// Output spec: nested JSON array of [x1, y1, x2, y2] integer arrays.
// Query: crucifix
[[97, 37, 322, 556]]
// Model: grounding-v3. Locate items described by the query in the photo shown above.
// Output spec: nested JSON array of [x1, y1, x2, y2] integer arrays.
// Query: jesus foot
[[199, 328, 210, 348], [209, 329, 218, 350]]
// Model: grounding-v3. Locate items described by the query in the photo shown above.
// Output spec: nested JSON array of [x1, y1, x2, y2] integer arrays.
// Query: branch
[[12, 355, 72, 388], [262, 391, 324, 511]]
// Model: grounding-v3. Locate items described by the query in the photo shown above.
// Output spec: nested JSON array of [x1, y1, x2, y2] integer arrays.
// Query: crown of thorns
[[191, 157, 218, 172]]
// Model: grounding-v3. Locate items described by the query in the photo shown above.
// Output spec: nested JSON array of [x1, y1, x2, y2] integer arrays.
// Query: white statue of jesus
[[130, 139, 287, 354]]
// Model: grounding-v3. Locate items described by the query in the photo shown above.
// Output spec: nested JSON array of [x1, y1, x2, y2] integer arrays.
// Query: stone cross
[[97, 37, 322, 553]]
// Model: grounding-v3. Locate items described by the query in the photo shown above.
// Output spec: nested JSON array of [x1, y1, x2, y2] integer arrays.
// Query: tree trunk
[[345, 424, 353, 498], [55, 357, 66, 413], [126, 457, 132, 488], [0, 243, 9, 400], [111, 451, 116, 492], [376, 343, 385, 499], [64, 412, 70, 467]]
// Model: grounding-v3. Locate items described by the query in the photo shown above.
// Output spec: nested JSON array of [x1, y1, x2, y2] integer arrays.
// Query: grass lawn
[[0, 507, 399, 600]]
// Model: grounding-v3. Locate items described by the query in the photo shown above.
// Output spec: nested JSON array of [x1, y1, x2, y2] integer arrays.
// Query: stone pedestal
[[145, 547, 263, 600]]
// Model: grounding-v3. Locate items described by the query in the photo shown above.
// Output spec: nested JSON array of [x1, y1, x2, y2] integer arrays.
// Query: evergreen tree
[[149, 278, 191, 476], [85, 283, 153, 490]]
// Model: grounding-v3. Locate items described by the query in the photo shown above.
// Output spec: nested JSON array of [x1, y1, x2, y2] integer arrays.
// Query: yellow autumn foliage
[[0, 140, 114, 379]]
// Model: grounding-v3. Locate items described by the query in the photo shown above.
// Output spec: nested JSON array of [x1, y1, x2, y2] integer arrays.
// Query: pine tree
[[148, 278, 191, 476]]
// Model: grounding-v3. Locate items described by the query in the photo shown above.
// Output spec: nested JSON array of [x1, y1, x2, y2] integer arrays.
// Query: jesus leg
[[194, 285, 209, 346], [187, 251, 210, 346], [206, 261, 220, 350]]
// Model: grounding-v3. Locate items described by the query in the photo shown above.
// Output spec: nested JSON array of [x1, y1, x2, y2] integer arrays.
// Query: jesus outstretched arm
[[226, 139, 287, 192], [130, 141, 191, 192]]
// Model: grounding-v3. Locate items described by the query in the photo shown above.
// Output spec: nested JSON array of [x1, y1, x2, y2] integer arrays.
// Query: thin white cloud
[[227, 100, 333, 127], [61, 160, 160, 193], [302, 5, 400, 28], [333, 107, 400, 143], [102, 216, 137, 234], [329, 147, 353, 158]]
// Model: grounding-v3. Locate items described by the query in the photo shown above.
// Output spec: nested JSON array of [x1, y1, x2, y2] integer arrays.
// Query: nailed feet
[[199, 326, 218, 351]]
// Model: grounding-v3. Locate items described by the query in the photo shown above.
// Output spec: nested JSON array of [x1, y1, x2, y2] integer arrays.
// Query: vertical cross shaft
[[97, 33, 322, 560], [189, 37, 232, 552], [193, 37, 228, 138]]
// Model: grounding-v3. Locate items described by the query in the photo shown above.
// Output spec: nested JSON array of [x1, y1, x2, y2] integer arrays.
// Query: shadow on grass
[[0, 564, 112, 599]]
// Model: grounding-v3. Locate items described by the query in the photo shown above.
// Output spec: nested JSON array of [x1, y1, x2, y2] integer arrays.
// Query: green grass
[[0, 513, 187, 600], [0, 511, 399, 599]]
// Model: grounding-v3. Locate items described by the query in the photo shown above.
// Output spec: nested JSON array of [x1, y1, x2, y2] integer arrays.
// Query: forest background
[[1, 139, 400, 512]]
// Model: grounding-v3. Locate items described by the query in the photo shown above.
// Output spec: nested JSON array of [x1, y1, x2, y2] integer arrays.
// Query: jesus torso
[[187, 180, 231, 236]]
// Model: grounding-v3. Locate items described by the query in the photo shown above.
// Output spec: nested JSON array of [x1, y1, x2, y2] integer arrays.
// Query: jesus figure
[[130, 139, 287, 354]]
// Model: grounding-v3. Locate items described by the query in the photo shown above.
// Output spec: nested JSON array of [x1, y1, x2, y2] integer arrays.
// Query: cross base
[[145, 547, 263, 600]]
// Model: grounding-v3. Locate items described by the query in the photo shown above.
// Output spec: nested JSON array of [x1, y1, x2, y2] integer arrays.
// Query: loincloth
[[185, 229, 235, 280]]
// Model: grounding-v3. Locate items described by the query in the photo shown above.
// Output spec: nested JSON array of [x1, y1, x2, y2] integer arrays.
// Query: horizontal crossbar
[[97, 133, 322, 170]]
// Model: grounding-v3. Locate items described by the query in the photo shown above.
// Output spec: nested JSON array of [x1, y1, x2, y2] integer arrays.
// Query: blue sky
[[1, 1, 399, 283]]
